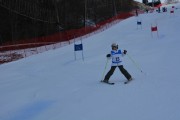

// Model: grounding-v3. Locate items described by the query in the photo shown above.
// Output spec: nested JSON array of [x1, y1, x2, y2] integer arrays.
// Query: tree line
[[0, 0, 133, 45]]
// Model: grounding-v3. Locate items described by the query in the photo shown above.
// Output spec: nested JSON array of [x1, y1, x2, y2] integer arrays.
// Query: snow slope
[[0, 3, 180, 120]]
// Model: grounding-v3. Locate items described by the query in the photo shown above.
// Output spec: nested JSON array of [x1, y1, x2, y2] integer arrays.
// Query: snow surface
[[0, 3, 180, 120]]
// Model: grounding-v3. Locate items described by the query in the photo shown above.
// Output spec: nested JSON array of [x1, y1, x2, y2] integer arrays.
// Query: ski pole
[[127, 53, 143, 73], [102, 58, 109, 80]]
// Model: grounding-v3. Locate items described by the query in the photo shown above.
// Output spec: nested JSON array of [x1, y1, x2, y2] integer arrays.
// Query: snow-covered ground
[[0, 3, 180, 120]]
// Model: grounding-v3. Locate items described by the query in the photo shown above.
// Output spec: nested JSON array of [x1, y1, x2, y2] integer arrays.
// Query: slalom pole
[[127, 53, 143, 73], [101, 58, 109, 80], [74, 39, 76, 60], [81, 39, 84, 61]]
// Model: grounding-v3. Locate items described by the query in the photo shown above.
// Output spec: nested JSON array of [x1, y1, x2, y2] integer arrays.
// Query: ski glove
[[106, 54, 111, 58], [123, 50, 127, 54]]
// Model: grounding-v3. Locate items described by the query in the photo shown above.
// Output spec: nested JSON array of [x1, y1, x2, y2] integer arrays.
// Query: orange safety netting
[[0, 12, 133, 51]]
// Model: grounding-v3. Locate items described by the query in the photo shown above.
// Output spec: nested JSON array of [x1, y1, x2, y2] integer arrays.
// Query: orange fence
[[0, 12, 135, 64], [0, 12, 133, 51]]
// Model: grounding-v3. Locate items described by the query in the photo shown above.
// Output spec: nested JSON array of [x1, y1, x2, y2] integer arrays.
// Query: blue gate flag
[[137, 21, 142, 25], [74, 44, 83, 51]]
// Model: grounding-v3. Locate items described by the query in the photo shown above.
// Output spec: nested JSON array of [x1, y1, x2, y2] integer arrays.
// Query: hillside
[[0, 3, 180, 120]]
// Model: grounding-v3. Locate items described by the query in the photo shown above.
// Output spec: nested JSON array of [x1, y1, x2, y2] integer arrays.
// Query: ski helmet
[[111, 43, 118, 48]]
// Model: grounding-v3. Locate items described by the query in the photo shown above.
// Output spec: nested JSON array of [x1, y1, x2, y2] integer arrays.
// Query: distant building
[[142, 0, 149, 4], [143, 0, 161, 7]]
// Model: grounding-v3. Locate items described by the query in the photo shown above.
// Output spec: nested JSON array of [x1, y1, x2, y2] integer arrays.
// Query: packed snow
[[0, 3, 180, 120]]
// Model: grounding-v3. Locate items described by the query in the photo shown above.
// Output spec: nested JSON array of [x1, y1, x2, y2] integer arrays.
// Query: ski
[[124, 79, 133, 84], [100, 80, 115, 85], [124, 81, 130, 84]]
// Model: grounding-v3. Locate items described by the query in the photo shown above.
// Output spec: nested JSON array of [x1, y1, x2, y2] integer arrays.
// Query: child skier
[[102, 43, 132, 84]]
